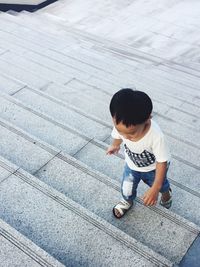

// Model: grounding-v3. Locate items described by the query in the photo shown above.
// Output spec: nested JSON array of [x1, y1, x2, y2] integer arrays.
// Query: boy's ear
[[145, 115, 152, 123]]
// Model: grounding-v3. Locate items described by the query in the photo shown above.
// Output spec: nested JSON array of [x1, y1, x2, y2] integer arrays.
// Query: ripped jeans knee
[[121, 167, 140, 201]]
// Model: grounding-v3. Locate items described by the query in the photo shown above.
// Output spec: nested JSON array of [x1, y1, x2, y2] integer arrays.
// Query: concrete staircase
[[0, 9, 200, 267], [0, 214, 64, 267]]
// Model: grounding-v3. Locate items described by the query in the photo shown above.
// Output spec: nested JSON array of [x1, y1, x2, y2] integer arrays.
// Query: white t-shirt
[[111, 120, 170, 172]]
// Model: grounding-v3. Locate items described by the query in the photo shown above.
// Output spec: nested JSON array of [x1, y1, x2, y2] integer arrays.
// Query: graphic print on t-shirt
[[124, 144, 156, 167]]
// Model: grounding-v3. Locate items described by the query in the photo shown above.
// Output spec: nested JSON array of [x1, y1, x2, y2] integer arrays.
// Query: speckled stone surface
[[166, 108, 200, 130], [0, 47, 5, 54], [31, 77, 173, 124], [0, 14, 77, 51], [0, 236, 42, 267], [0, 28, 51, 55], [20, 50, 91, 81], [0, 57, 49, 89], [17, 67, 199, 143], [40, 0, 200, 65], [0, 95, 89, 156], [0, 219, 64, 267], [0, 121, 54, 174], [0, 73, 25, 95], [0, 166, 11, 183], [35, 155, 197, 263], [0, 16, 19, 31], [76, 142, 124, 179], [16, 85, 199, 163], [0, 7, 199, 266], [0, 52, 72, 85], [12, 88, 111, 141], [0, 173, 167, 267], [40, 83, 112, 122], [153, 116, 200, 151], [5, 83, 199, 191]]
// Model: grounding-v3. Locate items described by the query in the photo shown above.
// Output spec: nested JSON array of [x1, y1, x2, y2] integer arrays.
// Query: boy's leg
[[113, 164, 141, 218], [159, 183, 172, 209], [161, 189, 171, 202], [121, 164, 141, 203], [141, 166, 172, 208]]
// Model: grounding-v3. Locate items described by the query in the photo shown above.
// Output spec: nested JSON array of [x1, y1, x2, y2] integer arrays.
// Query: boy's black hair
[[110, 88, 153, 127]]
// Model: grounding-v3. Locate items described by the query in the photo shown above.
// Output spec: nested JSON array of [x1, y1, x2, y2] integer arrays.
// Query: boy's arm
[[106, 138, 123, 155], [152, 161, 168, 190], [142, 131, 170, 206], [142, 161, 167, 206]]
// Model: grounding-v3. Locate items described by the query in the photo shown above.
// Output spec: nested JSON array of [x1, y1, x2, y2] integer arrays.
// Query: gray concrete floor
[[42, 0, 200, 63], [41, 2, 200, 266]]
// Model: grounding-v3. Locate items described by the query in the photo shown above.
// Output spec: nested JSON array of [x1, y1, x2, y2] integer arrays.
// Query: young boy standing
[[106, 89, 172, 218]]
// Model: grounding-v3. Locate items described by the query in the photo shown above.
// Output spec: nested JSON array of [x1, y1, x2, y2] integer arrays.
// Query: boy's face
[[113, 118, 150, 141]]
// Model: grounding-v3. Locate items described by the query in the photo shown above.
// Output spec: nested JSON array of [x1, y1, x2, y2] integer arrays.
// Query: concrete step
[[0, 37, 91, 82], [0, 14, 199, 115], [0, 29, 117, 80], [8, 87, 199, 168], [64, 31, 200, 91], [0, 51, 78, 85], [0, 58, 50, 89], [62, 51, 200, 107], [0, 154, 18, 183], [0, 92, 200, 228], [0, 121, 198, 265], [34, 11, 200, 77], [5, 87, 200, 193], [0, 43, 197, 130], [0, 92, 108, 153], [0, 15, 167, 89], [0, 216, 64, 267], [0, 10, 199, 265], [0, 46, 6, 55], [0, 11, 167, 66], [13, 85, 200, 159], [0, 12, 200, 117], [176, 60, 200, 73], [52, 47, 200, 102], [0, 12, 76, 51], [0, 157, 173, 267], [59, 16, 200, 74], [12, 47, 200, 118], [0, 72, 26, 95], [0, 117, 56, 174], [38, 0, 200, 64], [65, 27, 200, 90], [41, 80, 200, 130], [1, 11, 200, 98], [33, 152, 200, 264]]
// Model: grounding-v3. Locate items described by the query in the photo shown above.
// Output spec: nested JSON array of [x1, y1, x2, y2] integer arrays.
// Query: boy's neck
[[129, 120, 151, 142]]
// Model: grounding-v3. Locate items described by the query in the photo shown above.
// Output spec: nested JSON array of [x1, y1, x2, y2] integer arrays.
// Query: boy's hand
[[106, 145, 120, 155], [142, 187, 159, 206]]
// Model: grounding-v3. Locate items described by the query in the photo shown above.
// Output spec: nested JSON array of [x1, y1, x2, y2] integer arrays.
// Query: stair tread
[[0, 218, 64, 267], [0, 8, 199, 266], [0, 157, 173, 267], [0, 96, 199, 229], [2, 88, 199, 193], [1, 12, 200, 92]]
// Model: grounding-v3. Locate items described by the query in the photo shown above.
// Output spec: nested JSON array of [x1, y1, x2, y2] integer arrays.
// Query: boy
[[106, 89, 172, 218]]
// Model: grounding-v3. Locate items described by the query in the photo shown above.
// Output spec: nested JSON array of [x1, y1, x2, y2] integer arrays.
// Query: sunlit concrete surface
[[42, 0, 200, 63]]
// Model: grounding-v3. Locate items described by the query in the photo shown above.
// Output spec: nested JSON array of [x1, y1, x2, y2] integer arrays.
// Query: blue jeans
[[121, 163, 170, 202]]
